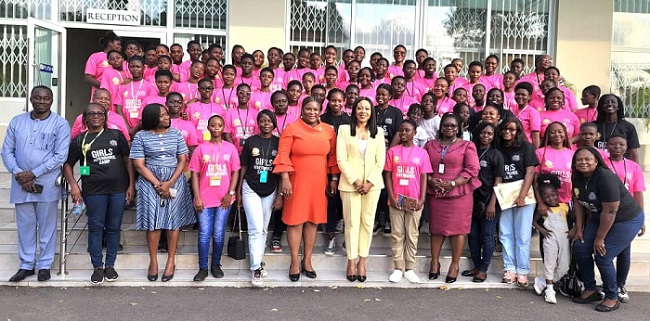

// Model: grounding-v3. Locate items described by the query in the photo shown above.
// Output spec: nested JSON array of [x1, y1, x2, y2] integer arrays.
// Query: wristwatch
[[228, 190, 236, 196], [450, 180, 456, 187]]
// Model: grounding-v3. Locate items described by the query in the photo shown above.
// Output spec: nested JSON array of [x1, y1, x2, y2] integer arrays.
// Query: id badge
[[129, 110, 139, 119], [197, 119, 208, 130], [79, 166, 90, 176], [202, 130, 211, 141], [209, 176, 221, 187], [239, 138, 247, 147], [260, 170, 268, 183], [399, 179, 409, 186], [438, 163, 445, 174]]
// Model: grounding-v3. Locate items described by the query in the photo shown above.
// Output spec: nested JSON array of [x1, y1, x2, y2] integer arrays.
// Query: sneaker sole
[[90, 279, 104, 285], [105, 276, 119, 282]]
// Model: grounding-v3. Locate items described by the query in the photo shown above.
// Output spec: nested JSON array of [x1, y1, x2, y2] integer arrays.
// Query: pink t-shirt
[[188, 141, 241, 207], [174, 81, 200, 103], [374, 76, 391, 89], [520, 72, 544, 97], [250, 90, 274, 111], [606, 158, 646, 193], [171, 118, 199, 149], [114, 79, 155, 128], [387, 65, 404, 79], [539, 109, 580, 138], [224, 107, 260, 153], [448, 78, 468, 98], [503, 90, 518, 114], [186, 101, 229, 143], [234, 75, 261, 92], [390, 95, 419, 116], [404, 81, 426, 101], [560, 87, 578, 112], [575, 107, 598, 124], [140, 95, 168, 115], [283, 68, 310, 89], [271, 68, 286, 92], [518, 105, 541, 143], [480, 74, 503, 91], [100, 68, 131, 111], [384, 145, 433, 204], [272, 113, 299, 137], [535, 147, 574, 204], [213, 87, 239, 111], [337, 65, 348, 83], [358, 87, 376, 104], [179, 60, 193, 82], [436, 97, 457, 115], [70, 112, 131, 141], [143, 65, 157, 80], [415, 77, 437, 95], [85, 51, 110, 97]]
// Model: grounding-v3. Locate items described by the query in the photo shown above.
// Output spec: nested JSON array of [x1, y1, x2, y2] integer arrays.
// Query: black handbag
[[557, 248, 585, 298], [227, 207, 246, 260]]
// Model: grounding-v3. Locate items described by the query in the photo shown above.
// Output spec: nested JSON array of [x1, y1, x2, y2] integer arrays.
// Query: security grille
[[0, 24, 28, 98], [175, 0, 227, 29], [0, 0, 51, 19], [59, 0, 167, 26]]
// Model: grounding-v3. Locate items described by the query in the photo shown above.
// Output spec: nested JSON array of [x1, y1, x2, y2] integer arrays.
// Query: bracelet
[[331, 176, 338, 181]]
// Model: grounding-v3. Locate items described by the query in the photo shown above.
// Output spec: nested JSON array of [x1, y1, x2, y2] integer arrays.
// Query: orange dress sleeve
[[273, 123, 295, 173], [326, 126, 340, 175]]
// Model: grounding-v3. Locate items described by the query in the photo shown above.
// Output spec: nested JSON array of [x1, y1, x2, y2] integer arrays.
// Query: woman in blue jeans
[[64, 103, 135, 284], [237, 110, 283, 286], [570, 146, 644, 312]]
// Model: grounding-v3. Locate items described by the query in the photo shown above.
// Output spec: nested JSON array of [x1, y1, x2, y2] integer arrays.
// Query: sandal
[[461, 268, 478, 277], [572, 291, 603, 304], [595, 301, 620, 312]]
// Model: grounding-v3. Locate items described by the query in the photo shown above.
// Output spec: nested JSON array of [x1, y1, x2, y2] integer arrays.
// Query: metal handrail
[[57, 177, 87, 275]]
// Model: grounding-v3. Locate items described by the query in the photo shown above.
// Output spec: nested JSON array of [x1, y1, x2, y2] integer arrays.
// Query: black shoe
[[289, 272, 300, 282], [595, 301, 621, 312], [573, 291, 604, 304], [211, 264, 224, 278], [428, 263, 440, 280], [104, 267, 119, 281], [118, 244, 124, 251], [9, 269, 35, 282], [357, 274, 367, 282], [347, 274, 357, 282], [301, 261, 317, 279], [445, 276, 457, 283], [147, 273, 158, 281], [382, 223, 391, 236], [161, 274, 174, 282], [37, 269, 51, 281], [91, 267, 104, 284], [193, 269, 208, 281]]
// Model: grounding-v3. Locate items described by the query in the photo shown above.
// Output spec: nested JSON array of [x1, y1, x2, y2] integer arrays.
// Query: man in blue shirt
[[1, 86, 70, 282]]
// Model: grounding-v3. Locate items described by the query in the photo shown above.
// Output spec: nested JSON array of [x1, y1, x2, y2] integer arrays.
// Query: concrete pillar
[[228, 0, 287, 56]]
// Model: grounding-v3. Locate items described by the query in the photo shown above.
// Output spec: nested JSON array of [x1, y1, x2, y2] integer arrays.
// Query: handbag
[[557, 248, 585, 298], [227, 206, 246, 260]]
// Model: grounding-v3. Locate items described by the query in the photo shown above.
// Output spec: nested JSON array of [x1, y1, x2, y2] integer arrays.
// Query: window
[[175, 0, 227, 29], [59, 0, 168, 26], [0, 0, 51, 20], [0, 24, 28, 98], [288, 0, 553, 74], [611, 0, 650, 118]]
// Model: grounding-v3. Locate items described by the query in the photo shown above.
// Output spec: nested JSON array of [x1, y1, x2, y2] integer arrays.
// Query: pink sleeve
[[84, 54, 98, 76], [420, 148, 434, 173], [188, 145, 203, 172], [570, 113, 581, 137], [70, 115, 85, 139], [187, 124, 199, 147], [534, 148, 544, 173], [229, 145, 241, 171], [223, 111, 233, 134], [566, 89, 578, 112], [530, 110, 541, 131], [631, 162, 646, 192], [461, 142, 480, 178], [384, 148, 394, 171]]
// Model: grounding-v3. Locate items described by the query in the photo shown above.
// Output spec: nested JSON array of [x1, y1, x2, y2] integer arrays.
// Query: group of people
[[0, 30, 645, 313]]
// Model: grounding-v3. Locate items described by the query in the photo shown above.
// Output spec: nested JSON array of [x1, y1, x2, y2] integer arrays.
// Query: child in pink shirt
[[403, 60, 426, 101], [234, 54, 261, 92], [432, 78, 456, 115], [480, 55, 503, 91], [502, 71, 518, 113], [189, 114, 240, 279], [576, 85, 600, 124], [145, 55, 175, 85], [71, 88, 131, 140], [444, 64, 468, 98], [357, 67, 376, 104], [251, 68, 275, 111], [270, 90, 299, 137], [323, 66, 339, 92], [384, 120, 433, 281], [174, 61, 204, 105], [374, 58, 392, 88], [166, 92, 199, 154], [539, 96, 580, 140], [84, 31, 122, 96], [224, 84, 259, 153], [302, 72, 316, 97], [179, 41, 203, 82], [284, 49, 311, 88], [187, 78, 226, 143], [388, 45, 407, 79], [605, 135, 645, 196], [337, 49, 356, 83], [286, 80, 304, 119], [114, 56, 154, 130], [414, 57, 438, 94], [390, 76, 418, 116], [515, 82, 541, 148], [321, 45, 339, 85], [535, 123, 574, 205], [214, 65, 238, 110], [99, 50, 132, 110]]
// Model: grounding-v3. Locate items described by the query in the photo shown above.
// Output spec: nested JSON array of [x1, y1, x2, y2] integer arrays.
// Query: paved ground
[[1, 286, 648, 321]]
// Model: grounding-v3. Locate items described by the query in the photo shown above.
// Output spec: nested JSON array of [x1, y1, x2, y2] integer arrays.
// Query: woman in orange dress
[[273, 97, 339, 282]]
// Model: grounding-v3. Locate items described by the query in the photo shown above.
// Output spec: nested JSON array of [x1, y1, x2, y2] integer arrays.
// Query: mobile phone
[[33, 184, 44, 194]]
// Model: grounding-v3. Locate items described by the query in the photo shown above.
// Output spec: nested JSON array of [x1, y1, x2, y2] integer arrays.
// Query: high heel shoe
[[428, 262, 441, 280], [147, 274, 158, 281], [289, 263, 300, 282], [161, 274, 174, 282], [445, 269, 458, 283], [301, 261, 317, 279], [356, 274, 367, 282], [347, 274, 357, 282]]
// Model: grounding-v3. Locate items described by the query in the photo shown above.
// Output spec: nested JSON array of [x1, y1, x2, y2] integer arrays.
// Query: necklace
[[583, 176, 592, 190]]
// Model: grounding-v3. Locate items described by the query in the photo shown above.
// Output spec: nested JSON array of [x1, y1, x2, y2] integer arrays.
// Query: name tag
[[399, 179, 409, 186], [79, 166, 90, 176], [209, 176, 221, 187], [438, 163, 445, 174], [260, 170, 268, 183], [129, 111, 139, 119], [197, 119, 208, 131]]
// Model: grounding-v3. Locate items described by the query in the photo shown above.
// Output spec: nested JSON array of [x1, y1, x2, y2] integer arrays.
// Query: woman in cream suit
[[337, 97, 386, 282]]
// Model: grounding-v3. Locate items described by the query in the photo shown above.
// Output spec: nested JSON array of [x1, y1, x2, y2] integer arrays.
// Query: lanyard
[[478, 147, 490, 160], [222, 87, 235, 109], [274, 114, 288, 136], [609, 158, 628, 187], [400, 145, 415, 165], [236, 107, 250, 138], [440, 138, 457, 163], [130, 79, 144, 101], [209, 142, 222, 167], [259, 136, 274, 160], [601, 121, 618, 144], [201, 102, 216, 117], [81, 129, 104, 166], [187, 83, 198, 100]]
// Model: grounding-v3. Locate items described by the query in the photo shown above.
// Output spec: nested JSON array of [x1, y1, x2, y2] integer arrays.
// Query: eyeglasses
[[199, 87, 214, 91], [85, 112, 106, 118], [441, 124, 458, 129], [501, 127, 517, 132]]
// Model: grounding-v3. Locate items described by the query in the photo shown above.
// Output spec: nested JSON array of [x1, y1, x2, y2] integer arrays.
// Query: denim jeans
[[197, 206, 231, 269], [499, 203, 535, 274], [468, 215, 498, 272], [242, 181, 276, 271], [326, 191, 342, 233], [574, 212, 644, 300], [617, 245, 631, 287], [84, 193, 126, 268]]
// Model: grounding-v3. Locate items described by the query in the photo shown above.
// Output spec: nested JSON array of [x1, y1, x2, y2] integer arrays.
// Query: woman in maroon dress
[[424, 113, 481, 283]]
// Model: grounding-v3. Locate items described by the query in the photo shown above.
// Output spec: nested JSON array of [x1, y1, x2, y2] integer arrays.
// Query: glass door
[[27, 18, 67, 117]]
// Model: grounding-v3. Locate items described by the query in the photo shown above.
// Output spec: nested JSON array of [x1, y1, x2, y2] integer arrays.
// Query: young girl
[[252, 50, 265, 77], [578, 122, 608, 158], [324, 66, 339, 92], [344, 84, 360, 115], [225, 83, 259, 152], [251, 68, 274, 111], [115, 56, 153, 131], [339, 60, 361, 91], [481, 55, 503, 90], [403, 60, 425, 100], [576, 85, 601, 124], [167, 92, 198, 155], [358, 67, 376, 103], [187, 78, 223, 143], [286, 80, 304, 118], [374, 58, 391, 87], [204, 58, 223, 90], [190, 115, 241, 281], [175, 61, 204, 105], [390, 76, 418, 116], [452, 88, 468, 105], [214, 65, 238, 111], [375, 84, 404, 148], [385, 120, 433, 283], [302, 72, 316, 97], [532, 173, 570, 304], [406, 104, 429, 147], [502, 71, 518, 113], [453, 103, 472, 140], [388, 45, 406, 78], [415, 57, 438, 91], [235, 54, 261, 91], [268, 47, 285, 92], [418, 93, 440, 141], [534, 121, 574, 212], [284, 48, 310, 88], [443, 64, 468, 97], [514, 82, 541, 148], [100, 51, 131, 109], [432, 78, 456, 115], [238, 110, 282, 286]]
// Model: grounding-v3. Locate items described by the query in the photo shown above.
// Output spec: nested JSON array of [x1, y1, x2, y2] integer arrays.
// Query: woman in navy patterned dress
[[130, 103, 195, 282]]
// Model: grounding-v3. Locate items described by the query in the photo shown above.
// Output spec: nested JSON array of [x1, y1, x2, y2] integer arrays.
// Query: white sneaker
[[324, 238, 336, 256], [404, 270, 420, 284], [618, 286, 630, 303], [534, 276, 546, 295], [544, 288, 557, 304], [389, 270, 403, 283], [251, 269, 263, 287], [335, 219, 344, 232], [260, 262, 268, 277]]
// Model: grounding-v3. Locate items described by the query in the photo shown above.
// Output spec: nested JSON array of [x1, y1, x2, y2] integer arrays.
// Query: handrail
[[57, 176, 87, 275]]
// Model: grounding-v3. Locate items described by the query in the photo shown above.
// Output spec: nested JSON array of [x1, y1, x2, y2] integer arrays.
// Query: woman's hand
[[126, 184, 135, 204], [353, 179, 363, 193], [193, 197, 204, 213], [359, 182, 373, 195], [639, 223, 646, 237], [593, 237, 606, 256], [156, 181, 171, 198], [485, 203, 496, 220], [569, 225, 583, 243], [280, 175, 292, 199], [221, 194, 233, 209], [70, 184, 82, 204], [538, 227, 552, 238], [514, 195, 526, 207], [536, 203, 549, 217], [272, 194, 283, 210]]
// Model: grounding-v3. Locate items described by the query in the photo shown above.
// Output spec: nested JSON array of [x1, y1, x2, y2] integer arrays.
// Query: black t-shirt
[[240, 135, 279, 197], [572, 167, 642, 223], [320, 112, 351, 134], [375, 105, 403, 148], [477, 146, 505, 190], [498, 141, 539, 182], [66, 129, 130, 196], [594, 119, 640, 151]]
